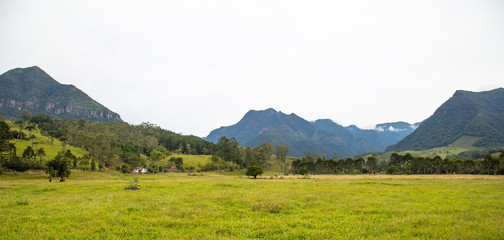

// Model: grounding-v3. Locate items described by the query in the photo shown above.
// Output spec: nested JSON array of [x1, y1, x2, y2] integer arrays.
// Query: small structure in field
[[133, 167, 148, 174], [165, 166, 178, 172]]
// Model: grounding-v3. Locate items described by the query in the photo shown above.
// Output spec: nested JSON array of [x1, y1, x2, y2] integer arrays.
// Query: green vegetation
[[388, 88, 504, 151], [0, 172, 503, 239]]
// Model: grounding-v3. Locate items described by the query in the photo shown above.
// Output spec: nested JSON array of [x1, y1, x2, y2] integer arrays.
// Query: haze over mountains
[[0, 66, 122, 122], [205, 108, 418, 157]]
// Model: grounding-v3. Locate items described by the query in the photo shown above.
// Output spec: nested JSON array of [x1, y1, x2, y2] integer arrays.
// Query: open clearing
[[1, 171, 503, 239]]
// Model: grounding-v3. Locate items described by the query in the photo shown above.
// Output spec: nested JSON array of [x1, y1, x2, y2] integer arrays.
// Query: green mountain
[[206, 109, 380, 158], [0, 66, 122, 122], [387, 88, 504, 152]]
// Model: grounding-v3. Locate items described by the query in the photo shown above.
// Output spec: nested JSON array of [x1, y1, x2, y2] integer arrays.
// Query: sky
[[1, 0, 503, 137]]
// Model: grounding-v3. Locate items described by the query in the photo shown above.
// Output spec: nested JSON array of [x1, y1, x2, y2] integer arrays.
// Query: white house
[[133, 167, 148, 174]]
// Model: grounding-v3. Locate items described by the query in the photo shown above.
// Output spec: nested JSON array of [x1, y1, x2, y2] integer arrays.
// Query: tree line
[[214, 136, 290, 171], [292, 152, 504, 175]]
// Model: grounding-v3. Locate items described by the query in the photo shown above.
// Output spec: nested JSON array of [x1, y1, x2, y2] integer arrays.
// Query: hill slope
[[0, 66, 122, 122], [387, 88, 504, 151]]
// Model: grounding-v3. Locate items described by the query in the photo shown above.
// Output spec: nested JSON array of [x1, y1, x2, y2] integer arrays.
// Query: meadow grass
[[172, 154, 213, 170], [1, 171, 503, 239]]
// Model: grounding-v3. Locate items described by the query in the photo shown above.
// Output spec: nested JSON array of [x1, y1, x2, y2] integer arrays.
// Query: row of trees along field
[[291, 152, 504, 175]]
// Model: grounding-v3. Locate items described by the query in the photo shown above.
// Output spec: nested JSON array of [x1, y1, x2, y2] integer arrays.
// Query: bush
[[124, 177, 140, 190], [121, 164, 129, 174]]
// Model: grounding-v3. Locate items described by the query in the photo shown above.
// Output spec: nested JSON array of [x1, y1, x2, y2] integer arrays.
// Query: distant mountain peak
[[0, 66, 122, 122]]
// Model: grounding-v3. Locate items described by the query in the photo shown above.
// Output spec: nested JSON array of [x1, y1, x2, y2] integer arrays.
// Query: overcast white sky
[[1, 0, 503, 137]]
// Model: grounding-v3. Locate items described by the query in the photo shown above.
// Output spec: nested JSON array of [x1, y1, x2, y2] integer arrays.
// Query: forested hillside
[[0, 115, 280, 173], [0, 66, 122, 122], [387, 88, 504, 151], [28, 114, 215, 167]]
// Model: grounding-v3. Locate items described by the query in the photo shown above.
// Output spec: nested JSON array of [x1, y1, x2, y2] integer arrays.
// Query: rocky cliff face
[[0, 66, 122, 122]]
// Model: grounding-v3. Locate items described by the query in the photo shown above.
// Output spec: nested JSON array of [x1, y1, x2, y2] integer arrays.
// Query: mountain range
[[205, 108, 418, 157], [2, 66, 502, 158], [0, 66, 122, 122]]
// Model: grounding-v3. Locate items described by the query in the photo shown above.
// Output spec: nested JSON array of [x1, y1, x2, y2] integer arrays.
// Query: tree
[[22, 109, 32, 122], [500, 152, 504, 172], [0, 121, 13, 165], [483, 155, 499, 175], [90, 160, 96, 171], [14, 120, 24, 139], [298, 167, 308, 175], [216, 136, 243, 166], [59, 136, 68, 149], [25, 124, 36, 135], [255, 141, 274, 168], [36, 148, 46, 162], [46, 152, 72, 181], [245, 165, 263, 179], [22, 146, 35, 161], [366, 156, 378, 173], [276, 143, 289, 173]]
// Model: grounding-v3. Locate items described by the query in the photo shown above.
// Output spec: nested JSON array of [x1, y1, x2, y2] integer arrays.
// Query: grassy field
[[1, 171, 503, 239], [171, 154, 213, 169], [384, 136, 484, 159]]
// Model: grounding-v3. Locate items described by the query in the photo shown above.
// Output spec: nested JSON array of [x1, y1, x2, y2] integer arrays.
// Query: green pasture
[[392, 136, 483, 159], [1, 172, 503, 239], [7, 121, 88, 160], [171, 154, 213, 169]]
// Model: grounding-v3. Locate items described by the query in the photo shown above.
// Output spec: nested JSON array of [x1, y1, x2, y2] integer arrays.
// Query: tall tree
[[276, 143, 289, 173], [21, 109, 32, 122], [366, 156, 378, 173], [14, 120, 24, 139], [0, 121, 13, 165]]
